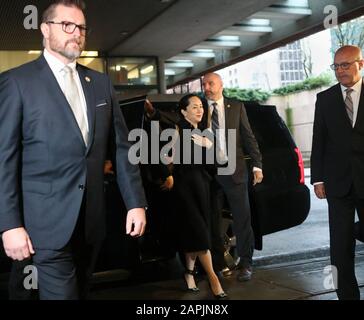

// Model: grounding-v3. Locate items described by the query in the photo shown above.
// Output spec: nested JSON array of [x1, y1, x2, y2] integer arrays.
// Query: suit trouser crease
[[28, 196, 101, 300], [327, 188, 364, 300], [214, 175, 254, 268]]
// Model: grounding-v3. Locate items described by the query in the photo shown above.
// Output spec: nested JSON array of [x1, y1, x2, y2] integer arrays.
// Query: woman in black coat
[[147, 94, 227, 299]]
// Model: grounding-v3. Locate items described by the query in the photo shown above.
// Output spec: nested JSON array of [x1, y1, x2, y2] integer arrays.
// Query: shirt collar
[[208, 96, 224, 107], [43, 48, 77, 74], [340, 77, 362, 94]]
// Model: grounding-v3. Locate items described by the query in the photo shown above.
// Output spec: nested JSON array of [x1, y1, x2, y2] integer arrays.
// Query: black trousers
[[8, 258, 37, 300], [327, 186, 364, 300], [210, 174, 254, 271], [8, 201, 102, 300]]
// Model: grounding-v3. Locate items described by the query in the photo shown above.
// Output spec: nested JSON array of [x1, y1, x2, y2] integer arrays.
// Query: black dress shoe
[[217, 267, 233, 278], [355, 222, 364, 242], [237, 266, 252, 282]]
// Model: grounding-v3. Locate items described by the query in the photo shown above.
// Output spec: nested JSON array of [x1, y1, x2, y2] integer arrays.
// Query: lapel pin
[[85, 76, 91, 82]]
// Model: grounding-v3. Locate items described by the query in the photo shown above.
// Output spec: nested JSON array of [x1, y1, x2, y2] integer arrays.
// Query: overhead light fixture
[[165, 69, 176, 76], [214, 35, 239, 41], [140, 65, 154, 75], [194, 49, 214, 53], [28, 50, 42, 55], [81, 51, 98, 57], [128, 69, 139, 79], [165, 60, 193, 68], [115, 65, 129, 71]]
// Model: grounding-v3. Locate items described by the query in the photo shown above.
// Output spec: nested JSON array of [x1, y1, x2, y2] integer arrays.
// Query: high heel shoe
[[214, 291, 228, 299], [184, 269, 200, 292], [208, 282, 228, 299]]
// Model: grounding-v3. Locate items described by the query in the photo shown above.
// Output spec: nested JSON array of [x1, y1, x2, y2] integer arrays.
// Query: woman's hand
[[103, 160, 114, 174], [144, 99, 155, 117], [192, 134, 213, 149], [160, 175, 174, 191]]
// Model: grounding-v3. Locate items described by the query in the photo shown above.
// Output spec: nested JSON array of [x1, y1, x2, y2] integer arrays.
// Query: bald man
[[202, 73, 263, 282], [311, 45, 364, 300]]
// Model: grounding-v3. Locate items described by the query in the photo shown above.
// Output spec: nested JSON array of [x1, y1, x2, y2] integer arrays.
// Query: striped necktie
[[211, 102, 219, 132], [211, 102, 227, 163], [345, 88, 354, 125]]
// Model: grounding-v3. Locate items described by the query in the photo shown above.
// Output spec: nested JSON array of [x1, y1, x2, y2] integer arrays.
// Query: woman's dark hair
[[178, 93, 201, 112], [178, 93, 208, 129]]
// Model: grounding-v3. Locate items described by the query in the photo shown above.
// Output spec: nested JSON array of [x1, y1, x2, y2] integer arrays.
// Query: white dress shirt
[[314, 78, 362, 186], [208, 97, 261, 172], [43, 49, 89, 133], [340, 77, 362, 127], [208, 97, 228, 162]]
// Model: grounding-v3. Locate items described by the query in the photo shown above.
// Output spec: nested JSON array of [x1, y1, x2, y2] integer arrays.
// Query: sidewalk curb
[[253, 243, 364, 268]]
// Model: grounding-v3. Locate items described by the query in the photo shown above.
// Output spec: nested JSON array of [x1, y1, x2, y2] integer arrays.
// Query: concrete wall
[[263, 86, 330, 162]]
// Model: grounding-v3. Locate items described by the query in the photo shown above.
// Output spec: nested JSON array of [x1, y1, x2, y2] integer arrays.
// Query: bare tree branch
[[332, 18, 364, 50]]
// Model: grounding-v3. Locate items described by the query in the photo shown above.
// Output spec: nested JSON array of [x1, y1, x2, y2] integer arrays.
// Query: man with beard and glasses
[[0, 0, 147, 300]]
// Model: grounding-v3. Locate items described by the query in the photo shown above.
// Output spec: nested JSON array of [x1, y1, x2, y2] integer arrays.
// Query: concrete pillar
[[157, 58, 166, 94]]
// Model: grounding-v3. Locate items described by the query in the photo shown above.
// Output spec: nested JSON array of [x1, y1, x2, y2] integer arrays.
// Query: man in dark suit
[[0, 0, 146, 299], [311, 45, 364, 300], [202, 73, 263, 282]]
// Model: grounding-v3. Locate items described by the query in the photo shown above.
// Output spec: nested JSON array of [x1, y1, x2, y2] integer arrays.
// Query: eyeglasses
[[330, 60, 360, 71], [46, 21, 89, 36]]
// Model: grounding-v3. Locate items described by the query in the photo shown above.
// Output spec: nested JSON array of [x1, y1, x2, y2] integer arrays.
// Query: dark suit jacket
[[311, 81, 364, 197], [222, 97, 262, 184], [0, 55, 147, 249], [152, 96, 262, 184]]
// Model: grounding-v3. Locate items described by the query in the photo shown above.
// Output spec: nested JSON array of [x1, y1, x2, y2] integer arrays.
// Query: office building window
[[279, 40, 305, 86], [108, 57, 157, 86]]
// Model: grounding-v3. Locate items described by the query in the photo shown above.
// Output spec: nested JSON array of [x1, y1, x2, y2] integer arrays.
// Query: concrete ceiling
[[1, 0, 364, 87], [0, 0, 177, 52]]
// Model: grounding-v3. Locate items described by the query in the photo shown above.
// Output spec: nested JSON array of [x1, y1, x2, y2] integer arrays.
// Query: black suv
[[0, 94, 310, 275], [114, 94, 311, 267]]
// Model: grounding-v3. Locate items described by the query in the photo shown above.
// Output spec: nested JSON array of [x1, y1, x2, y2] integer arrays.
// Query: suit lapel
[[332, 83, 352, 128], [223, 98, 237, 128], [354, 79, 364, 129], [77, 65, 95, 154], [36, 56, 86, 146], [223, 98, 235, 153]]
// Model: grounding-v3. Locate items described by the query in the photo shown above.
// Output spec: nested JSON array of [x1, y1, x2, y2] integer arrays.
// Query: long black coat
[[171, 118, 213, 252]]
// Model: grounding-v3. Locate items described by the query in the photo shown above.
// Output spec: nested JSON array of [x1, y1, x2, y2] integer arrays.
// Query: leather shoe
[[217, 267, 233, 278], [237, 266, 252, 282], [355, 222, 364, 242]]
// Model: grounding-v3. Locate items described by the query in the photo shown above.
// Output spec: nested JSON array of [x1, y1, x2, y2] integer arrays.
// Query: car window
[[245, 103, 294, 153]]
